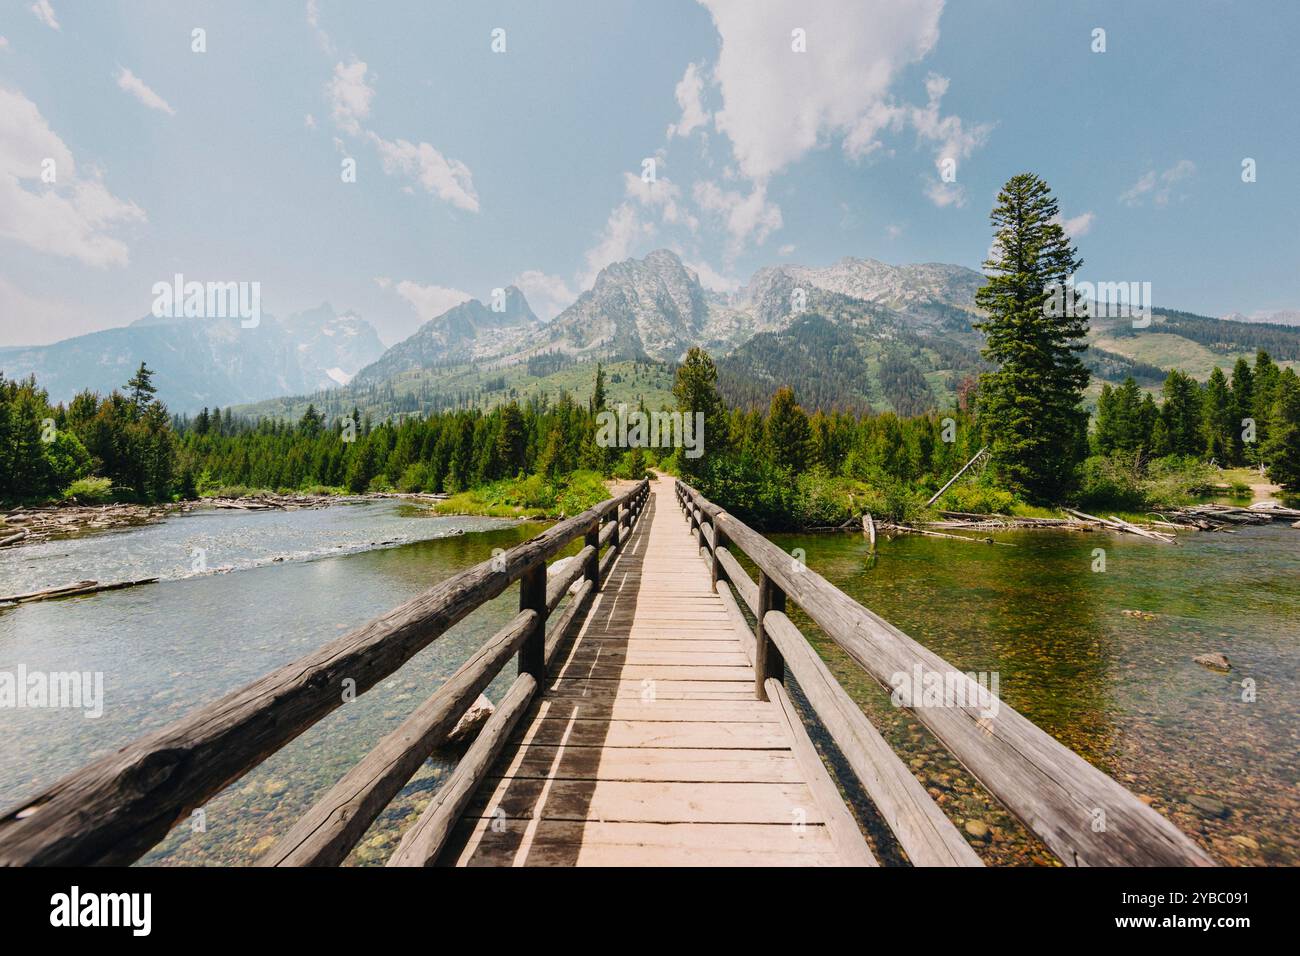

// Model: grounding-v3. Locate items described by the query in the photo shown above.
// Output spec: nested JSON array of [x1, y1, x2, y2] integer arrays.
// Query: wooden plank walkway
[[441, 478, 869, 866]]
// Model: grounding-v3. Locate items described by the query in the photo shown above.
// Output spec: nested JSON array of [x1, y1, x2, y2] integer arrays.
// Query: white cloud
[[700, 0, 944, 182], [667, 62, 710, 139], [513, 269, 577, 321], [885, 224, 903, 240], [623, 172, 697, 230], [693, 179, 782, 254], [30, 0, 59, 31], [580, 202, 656, 288], [325, 58, 479, 213], [304, 113, 317, 129], [368, 132, 479, 213], [115, 67, 176, 116], [306, 0, 335, 54], [910, 74, 989, 163], [1121, 160, 1195, 207], [1055, 211, 1094, 238], [0, 87, 144, 266], [684, 257, 740, 293], [327, 59, 374, 134], [381, 279, 472, 319], [778, 243, 796, 255], [924, 179, 965, 208], [910, 72, 991, 204], [0, 36, 11, 53]]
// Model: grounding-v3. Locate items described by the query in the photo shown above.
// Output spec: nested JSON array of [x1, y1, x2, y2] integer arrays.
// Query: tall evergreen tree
[[1202, 366, 1234, 462], [1264, 368, 1300, 492], [765, 387, 811, 473], [973, 173, 1089, 500], [1229, 357, 1254, 465], [126, 362, 158, 417], [672, 347, 728, 477], [1157, 369, 1204, 457]]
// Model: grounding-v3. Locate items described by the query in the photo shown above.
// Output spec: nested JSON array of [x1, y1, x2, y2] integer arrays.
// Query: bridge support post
[[710, 521, 725, 593], [584, 518, 600, 593], [517, 563, 548, 680], [754, 571, 786, 700]]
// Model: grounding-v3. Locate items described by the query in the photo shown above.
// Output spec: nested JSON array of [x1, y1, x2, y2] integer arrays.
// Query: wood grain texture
[[388, 673, 537, 867], [258, 610, 538, 867]]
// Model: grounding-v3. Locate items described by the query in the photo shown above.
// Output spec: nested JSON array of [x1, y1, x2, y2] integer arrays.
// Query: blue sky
[[2, 0, 1298, 347]]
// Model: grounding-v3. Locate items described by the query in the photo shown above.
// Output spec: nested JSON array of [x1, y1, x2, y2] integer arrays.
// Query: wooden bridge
[[0, 476, 1213, 867]]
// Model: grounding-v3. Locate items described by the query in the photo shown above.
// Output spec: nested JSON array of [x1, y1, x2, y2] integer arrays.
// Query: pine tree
[[973, 173, 1089, 500], [1157, 369, 1204, 457], [765, 387, 811, 473], [1264, 368, 1300, 492], [1201, 366, 1234, 463], [495, 402, 527, 477], [1230, 357, 1254, 466], [126, 362, 158, 417], [672, 347, 728, 477]]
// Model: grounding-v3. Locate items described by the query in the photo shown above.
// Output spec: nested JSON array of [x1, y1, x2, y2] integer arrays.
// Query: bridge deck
[[442, 478, 865, 866]]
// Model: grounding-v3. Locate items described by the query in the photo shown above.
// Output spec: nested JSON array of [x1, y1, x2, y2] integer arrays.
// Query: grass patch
[[433, 470, 611, 519]]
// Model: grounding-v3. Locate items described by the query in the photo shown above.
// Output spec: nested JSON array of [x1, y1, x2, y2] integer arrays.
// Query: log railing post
[[754, 571, 785, 700], [517, 561, 548, 680], [710, 521, 725, 593], [583, 518, 600, 593]]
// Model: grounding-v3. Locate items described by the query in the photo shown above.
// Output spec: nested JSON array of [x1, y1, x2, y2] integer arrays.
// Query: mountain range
[[0, 304, 385, 413], [8, 250, 1300, 420]]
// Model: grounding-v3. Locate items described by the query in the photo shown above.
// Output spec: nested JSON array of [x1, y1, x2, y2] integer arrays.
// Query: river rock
[[964, 819, 991, 841], [1230, 834, 1259, 850], [445, 693, 495, 746], [1187, 794, 1229, 818], [1193, 652, 1231, 672]]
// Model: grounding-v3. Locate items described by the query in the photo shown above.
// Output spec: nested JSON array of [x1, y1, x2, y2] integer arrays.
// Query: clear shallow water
[[0, 501, 508, 595], [0, 502, 550, 865], [770, 523, 1300, 866]]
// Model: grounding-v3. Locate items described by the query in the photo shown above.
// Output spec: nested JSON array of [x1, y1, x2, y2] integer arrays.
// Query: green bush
[[434, 470, 610, 518], [940, 481, 1016, 515], [398, 462, 432, 493], [859, 478, 929, 525], [1077, 455, 1147, 511], [63, 476, 114, 503], [1144, 455, 1216, 506]]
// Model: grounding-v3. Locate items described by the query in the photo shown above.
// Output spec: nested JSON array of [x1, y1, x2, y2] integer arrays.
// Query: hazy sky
[[2, 0, 1298, 347]]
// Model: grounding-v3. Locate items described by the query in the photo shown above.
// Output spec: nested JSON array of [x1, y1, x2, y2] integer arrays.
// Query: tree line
[[0, 363, 176, 504]]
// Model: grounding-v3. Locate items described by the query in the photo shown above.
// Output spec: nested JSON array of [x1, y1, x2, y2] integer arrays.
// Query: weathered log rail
[[675, 479, 1213, 867], [0, 480, 650, 867]]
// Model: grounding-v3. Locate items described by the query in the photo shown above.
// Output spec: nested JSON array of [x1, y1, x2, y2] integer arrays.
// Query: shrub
[[1144, 455, 1216, 506], [940, 481, 1016, 515], [63, 476, 114, 503], [1077, 455, 1146, 511], [398, 463, 432, 493]]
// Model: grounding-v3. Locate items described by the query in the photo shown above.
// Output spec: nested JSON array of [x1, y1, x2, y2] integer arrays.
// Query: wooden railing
[[0, 480, 650, 867], [675, 479, 1214, 867]]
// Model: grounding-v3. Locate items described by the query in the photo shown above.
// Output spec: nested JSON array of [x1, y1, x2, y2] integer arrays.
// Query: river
[[0, 501, 1296, 865]]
